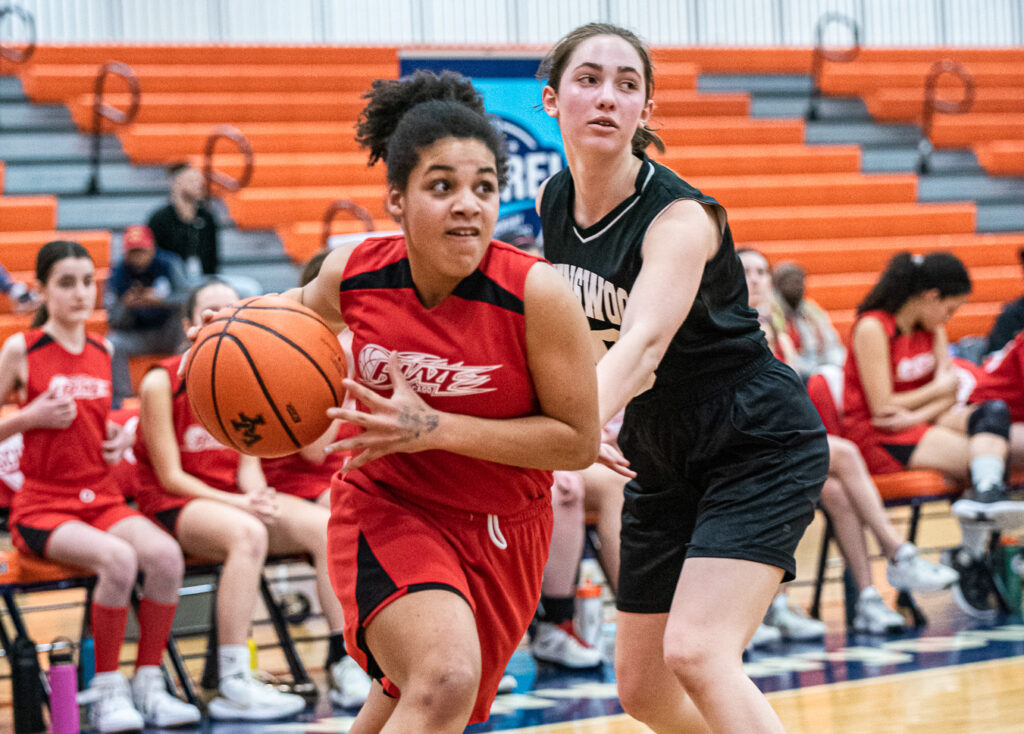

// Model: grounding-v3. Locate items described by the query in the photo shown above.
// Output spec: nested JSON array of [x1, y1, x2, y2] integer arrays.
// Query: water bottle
[[77, 637, 94, 691], [47, 637, 79, 734], [10, 632, 46, 733], [575, 578, 604, 648]]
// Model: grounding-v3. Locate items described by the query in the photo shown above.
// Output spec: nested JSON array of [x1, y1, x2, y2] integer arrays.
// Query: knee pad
[[967, 400, 1011, 440]]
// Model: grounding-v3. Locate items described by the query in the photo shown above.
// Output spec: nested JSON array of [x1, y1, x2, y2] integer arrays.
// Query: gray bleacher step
[[977, 203, 1024, 233], [860, 147, 982, 174], [0, 130, 127, 163], [699, 74, 812, 95], [222, 260, 301, 295], [3, 161, 171, 195], [750, 95, 870, 120], [0, 75, 26, 102], [57, 193, 167, 229], [804, 120, 922, 146], [0, 101, 74, 131], [219, 228, 290, 262], [918, 174, 1024, 205]]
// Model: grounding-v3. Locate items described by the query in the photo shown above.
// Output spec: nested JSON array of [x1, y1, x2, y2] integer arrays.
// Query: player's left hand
[[597, 440, 635, 478], [102, 420, 134, 465], [325, 351, 441, 472]]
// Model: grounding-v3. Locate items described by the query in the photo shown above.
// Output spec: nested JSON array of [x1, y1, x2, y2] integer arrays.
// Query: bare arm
[[0, 334, 77, 441], [280, 245, 354, 335], [329, 261, 600, 471], [596, 199, 719, 425], [851, 317, 957, 417]]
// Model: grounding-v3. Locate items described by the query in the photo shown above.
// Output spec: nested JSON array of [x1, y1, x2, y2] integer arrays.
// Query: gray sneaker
[[886, 543, 959, 593], [852, 587, 905, 634]]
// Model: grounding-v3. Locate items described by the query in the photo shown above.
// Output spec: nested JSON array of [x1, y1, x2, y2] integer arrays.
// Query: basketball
[[183, 294, 348, 458]]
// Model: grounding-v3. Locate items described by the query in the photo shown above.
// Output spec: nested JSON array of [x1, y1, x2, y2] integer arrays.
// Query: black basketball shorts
[[616, 355, 829, 614]]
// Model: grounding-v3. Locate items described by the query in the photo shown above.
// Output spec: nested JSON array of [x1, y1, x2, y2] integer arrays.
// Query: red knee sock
[[135, 599, 178, 669], [90, 603, 129, 674]]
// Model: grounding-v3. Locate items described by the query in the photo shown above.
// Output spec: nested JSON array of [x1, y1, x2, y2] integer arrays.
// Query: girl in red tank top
[[845, 251, 1024, 617], [0, 241, 198, 730], [229, 72, 600, 732], [135, 279, 369, 719]]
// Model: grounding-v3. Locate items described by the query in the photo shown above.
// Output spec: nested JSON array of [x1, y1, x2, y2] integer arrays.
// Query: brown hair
[[537, 22, 664, 156], [31, 240, 93, 328]]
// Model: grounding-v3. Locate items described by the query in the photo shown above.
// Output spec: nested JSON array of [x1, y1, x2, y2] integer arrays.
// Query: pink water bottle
[[47, 637, 79, 734]]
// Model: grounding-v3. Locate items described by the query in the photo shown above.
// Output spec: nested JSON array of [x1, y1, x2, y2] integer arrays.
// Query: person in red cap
[[105, 225, 189, 408]]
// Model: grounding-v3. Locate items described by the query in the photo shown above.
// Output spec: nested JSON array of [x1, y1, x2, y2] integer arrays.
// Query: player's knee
[[404, 662, 479, 721], [616, 666, 659, 721], [663, 634, 717, 692], [137, 535, 185, 586], [968, 400, 1012, 440], [97, 539, 139, 591], [827, 435, 859, 475], [229, 515, 269, 563], [818, 477, 848, 513]]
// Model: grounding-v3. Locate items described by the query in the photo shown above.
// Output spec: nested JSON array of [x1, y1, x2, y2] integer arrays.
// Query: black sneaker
[[952, 484, 1024, 530], [948, 547, 998, 621]]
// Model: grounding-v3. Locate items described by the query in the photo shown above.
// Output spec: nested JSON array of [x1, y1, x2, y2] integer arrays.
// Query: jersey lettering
[[358, 344, 499, 397], [48, 374, 110, 400], [182, 424, 228, 453], [895, 353, 936, 382], [552, 264, 629, 327]]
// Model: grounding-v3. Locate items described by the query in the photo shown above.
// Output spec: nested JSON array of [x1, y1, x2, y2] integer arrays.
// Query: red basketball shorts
[[327, 477, 552, 725], [10, 481, 143, 557]]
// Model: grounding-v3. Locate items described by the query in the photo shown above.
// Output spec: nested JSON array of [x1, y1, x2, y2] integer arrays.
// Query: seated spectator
[[773, 261, 845, 383], [105, 225, 188, 408], [148, 163, 220, 282], [147, 163, 261, 297], [132, 279, 369, 719], [983, 249, 1024, 356], [739, 249, 958, 635], [844, 251, 1024, 618]]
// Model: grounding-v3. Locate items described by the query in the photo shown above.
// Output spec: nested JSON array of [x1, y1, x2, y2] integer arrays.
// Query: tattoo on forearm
[[398, 408, 439, 439]]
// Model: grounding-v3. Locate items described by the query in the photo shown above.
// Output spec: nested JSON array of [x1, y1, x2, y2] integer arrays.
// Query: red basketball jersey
[[261, 421, 354, 500], [970, 330, 1024, 421], [19, 329, 116, 494], [338, 235, 552, 515], [133, 354, 241, 516]]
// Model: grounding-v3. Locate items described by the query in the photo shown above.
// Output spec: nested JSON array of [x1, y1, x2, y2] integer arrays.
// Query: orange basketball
[[183, 294, 347, 458]]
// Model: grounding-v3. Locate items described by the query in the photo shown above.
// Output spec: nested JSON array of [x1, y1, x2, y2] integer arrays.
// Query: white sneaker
[[886, 543, 959, 593], [852, 587, 905, 634], [77, 671, 145, 733], [328, 655, 372, 709], [132, 665, 201, 727], [497, 673, 517, 694], [207, 669, 306, 721], [763, 595, 826, 641], [530, 620, 603, 669], [746, 623, 782, 650]]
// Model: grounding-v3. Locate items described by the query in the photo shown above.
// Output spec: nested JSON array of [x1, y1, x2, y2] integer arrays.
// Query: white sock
[[970, 456, 1005, 493], [219, 645, 250, 679]]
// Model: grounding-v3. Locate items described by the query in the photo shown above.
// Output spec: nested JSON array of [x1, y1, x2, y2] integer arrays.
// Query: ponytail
[[857, 251, 971, 315]]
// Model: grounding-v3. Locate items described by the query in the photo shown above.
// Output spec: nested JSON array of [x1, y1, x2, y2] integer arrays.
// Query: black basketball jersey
[[540, 155, 767, 394]]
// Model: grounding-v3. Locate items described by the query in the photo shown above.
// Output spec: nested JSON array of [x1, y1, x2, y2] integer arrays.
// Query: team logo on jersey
[[358, 344, 499, 397], [183, 424, 228, 453], [895, 353, 937, 382], [231, 413, 265, 447], [550, 263, 629, 326], [48, 374, 110, 400]]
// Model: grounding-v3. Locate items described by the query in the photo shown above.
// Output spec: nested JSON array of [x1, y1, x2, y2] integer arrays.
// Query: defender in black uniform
[[538, 23, 829, 733]]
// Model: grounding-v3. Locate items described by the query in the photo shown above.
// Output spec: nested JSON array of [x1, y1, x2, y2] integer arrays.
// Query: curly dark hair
[[355, 70, 508, 190]]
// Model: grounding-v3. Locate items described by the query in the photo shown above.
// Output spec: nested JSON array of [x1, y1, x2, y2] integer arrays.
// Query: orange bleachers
[[929, 113, 1024, 147], [729, 202, 976, 242], [0, 230, 111, 270], [864, 87, 1024, 123], [186, 152, 384, 188], [655, 144, 861, 176], [278, 219, 398, 263], [0, 196, 57, 232], [754, 233, 1024, 275], [820, 62, 1024, 97], [657, 117, 804, 146], [689, 173, 917, 208], [975, 141, 1024, 176]]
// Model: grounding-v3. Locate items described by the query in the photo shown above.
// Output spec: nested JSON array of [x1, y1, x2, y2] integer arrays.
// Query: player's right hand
[[178, 308, 221, 378], [25, 385, 77, 429]]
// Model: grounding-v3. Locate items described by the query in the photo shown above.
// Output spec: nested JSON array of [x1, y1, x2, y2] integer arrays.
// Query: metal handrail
[[917, 59, 975, 174], [0, 4, 35, 66], [86, 61, 140, 194], [806, 12, 860, 121], [202, 125, 254, 198], [322, 199, 376, 247]]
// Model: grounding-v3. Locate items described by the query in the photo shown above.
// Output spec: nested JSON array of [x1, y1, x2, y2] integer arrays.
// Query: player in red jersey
[[135, 278, 370, 719], [0, 241, 199, 732], [844, 252, 1024, 617], [245, 71, 599, 732]]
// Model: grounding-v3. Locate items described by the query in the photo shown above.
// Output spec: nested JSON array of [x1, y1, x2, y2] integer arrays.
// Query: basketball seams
[[220, 317, 343, 405]]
